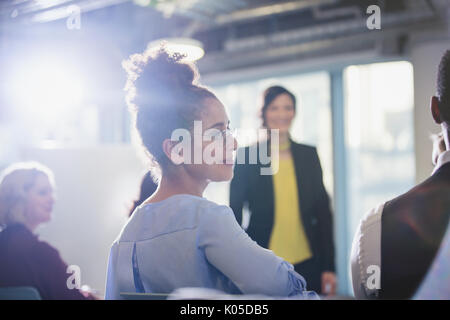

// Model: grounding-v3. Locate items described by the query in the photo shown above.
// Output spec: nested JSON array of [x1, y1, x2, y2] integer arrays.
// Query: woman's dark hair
[[123, 47, 217, 175], [129, 172, 158, 217], [437, 50, 450, 122], [260, 85, 296, 127]]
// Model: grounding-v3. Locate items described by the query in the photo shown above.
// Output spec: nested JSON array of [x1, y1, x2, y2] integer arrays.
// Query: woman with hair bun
[[105, 48, 310, 299]]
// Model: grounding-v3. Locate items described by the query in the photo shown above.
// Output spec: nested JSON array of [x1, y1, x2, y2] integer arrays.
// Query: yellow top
[[269, 156, 312, 265]]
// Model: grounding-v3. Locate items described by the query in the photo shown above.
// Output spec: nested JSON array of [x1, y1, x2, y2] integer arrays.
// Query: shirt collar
[[432, 150, 450, 175]]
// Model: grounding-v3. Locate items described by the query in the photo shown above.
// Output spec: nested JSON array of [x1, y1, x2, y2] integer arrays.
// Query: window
[[205, 71, 333, 207], [344, 61, 415, 238], [206, 61, 416, 296]]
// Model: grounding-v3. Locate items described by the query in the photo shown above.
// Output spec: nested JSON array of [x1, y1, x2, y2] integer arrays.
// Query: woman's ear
[[162, 139, 184, 165], [431, 96, 442, 124]]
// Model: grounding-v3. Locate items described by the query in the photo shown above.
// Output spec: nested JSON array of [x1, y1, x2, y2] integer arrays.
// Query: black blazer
[[229, 139, 335, 272], [380, 162, 450, 299]]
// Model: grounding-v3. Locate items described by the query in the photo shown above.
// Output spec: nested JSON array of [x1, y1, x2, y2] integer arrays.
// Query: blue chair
[[0, 287, 42, 300]]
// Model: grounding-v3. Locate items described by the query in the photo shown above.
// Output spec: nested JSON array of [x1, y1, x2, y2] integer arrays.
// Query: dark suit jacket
[[229, 140, 335, 273], [0, 224, 89, 300], [380, 161, 450, 299]]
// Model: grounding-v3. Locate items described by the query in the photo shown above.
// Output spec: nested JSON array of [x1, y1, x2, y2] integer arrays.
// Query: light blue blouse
[[105, 194, 307, 299]]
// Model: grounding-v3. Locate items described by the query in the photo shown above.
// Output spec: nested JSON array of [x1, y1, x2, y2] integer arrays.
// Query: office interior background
[[0, 0, 449, 297]]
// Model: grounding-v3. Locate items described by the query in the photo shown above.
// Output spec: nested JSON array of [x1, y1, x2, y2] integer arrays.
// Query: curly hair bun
[[123, 45, 216, 173], [123, 46, 200, 107]]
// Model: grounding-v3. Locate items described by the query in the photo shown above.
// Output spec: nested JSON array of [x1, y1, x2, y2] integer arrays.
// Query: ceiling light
[[147, 38, 205, 62]]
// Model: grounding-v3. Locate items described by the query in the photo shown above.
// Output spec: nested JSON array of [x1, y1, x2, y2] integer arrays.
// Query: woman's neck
[[23, 220, 38, 233], [147, 168, 208, 203], [278, 132, 290, 145]]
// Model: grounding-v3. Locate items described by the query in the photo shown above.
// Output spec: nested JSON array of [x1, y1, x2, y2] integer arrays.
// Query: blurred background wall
[[0, 0, 449, 297]]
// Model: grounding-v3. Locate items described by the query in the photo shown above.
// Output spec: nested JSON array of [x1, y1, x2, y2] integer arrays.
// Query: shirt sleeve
[[198, 203, 307, 297], [350, 203, 384, 299]]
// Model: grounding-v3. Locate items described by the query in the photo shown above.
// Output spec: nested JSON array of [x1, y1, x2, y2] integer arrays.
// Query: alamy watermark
[[66, 5, 81, 30], [169, 121, 280, 175], [366, 264, 381, 290], [66, 264, 93, 295], [66, 265, 82, 290], [366, 5, 381, 30]]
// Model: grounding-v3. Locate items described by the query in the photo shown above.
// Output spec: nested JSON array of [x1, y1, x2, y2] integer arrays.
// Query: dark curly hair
[[260, 85, 296, 128], [437, 50, 450, 123], [123, 47, 217, 175]]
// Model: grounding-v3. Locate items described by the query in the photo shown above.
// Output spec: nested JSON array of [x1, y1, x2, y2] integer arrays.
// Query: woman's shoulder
[[156, 194, 228, 211], [3, 224, 64, 265], [289, 141, 321, 166], [31, 237, 63, 263], [120, 195, 233, 241], [1, 224, 39, 251], [289, 140, 317, 153], [181, 195, 232, 216], [193, 198, 238, 234], [179, 196, 234, 226]]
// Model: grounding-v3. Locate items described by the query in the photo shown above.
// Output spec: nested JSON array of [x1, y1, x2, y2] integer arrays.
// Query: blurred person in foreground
[[414, 219, 450, 299], [0, 162, 96, 299], [351, 50, 450, 299]]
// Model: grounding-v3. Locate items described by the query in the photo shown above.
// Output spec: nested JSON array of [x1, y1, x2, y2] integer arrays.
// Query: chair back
[[120, 292, 168, 300], [0, 287, 42, 300]]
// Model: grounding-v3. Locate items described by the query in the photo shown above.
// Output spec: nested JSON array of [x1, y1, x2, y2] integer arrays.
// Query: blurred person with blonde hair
[[0, 162, 94, 300]]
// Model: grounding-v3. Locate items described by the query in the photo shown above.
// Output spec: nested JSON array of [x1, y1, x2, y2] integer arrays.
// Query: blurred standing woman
[[230, 86, 336, 295], [0, 162, 92, 300]]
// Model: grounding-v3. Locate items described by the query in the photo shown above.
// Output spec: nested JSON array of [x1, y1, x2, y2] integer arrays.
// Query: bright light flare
[[20, 65, 83, 107], [11, 60, 85, 124]]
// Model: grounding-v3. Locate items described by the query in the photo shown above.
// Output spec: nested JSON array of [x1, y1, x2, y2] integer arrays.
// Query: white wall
[[21, 145, 147, 297]]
